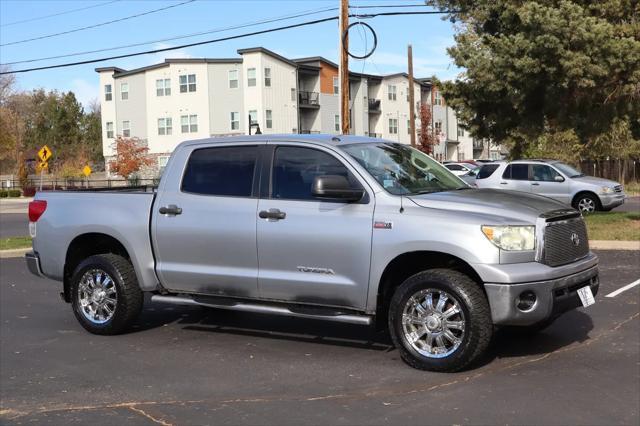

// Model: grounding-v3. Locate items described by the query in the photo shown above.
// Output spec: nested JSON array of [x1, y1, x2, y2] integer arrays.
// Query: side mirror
[[554, 175, 565, 182], [312, 175, 364, 202]]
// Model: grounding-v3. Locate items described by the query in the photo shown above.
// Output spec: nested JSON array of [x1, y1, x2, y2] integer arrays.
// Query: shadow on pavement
[[131, 299, 594, 361]]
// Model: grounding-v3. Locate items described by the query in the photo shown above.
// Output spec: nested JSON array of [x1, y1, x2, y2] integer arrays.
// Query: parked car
[[474, 160, 626, 213], [459, 170, 478, 187], [445, 162, 479, 176], [25, 135, 599, 372]]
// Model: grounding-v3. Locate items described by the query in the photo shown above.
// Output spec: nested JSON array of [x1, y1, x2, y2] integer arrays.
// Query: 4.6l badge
[[374, 221, 393, 229]]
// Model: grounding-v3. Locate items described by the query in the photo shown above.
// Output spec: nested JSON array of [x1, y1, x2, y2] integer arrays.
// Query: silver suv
[[474, 160, 626, 213]]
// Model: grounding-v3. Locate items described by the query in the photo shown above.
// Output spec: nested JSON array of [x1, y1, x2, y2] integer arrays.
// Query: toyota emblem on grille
[[570, 232, 580, 246]]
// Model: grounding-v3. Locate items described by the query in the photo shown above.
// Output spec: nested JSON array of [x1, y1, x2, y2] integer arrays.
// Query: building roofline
[[95, 66, 126, 74], [237, 47, 297, 67], [293, 56, 339, 69]]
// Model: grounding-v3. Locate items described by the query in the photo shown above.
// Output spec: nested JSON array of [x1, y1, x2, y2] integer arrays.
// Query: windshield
[[341, 142, 467, 195], [554, 162, 584, 178]]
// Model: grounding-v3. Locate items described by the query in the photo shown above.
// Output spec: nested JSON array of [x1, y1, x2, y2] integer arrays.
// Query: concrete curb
[[0, 248, 30, 259], [590, 240, 640, 251]]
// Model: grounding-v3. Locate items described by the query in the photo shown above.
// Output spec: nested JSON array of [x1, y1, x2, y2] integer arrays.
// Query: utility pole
[[407, 44, 416, 147], [339, 0, 350, 134]]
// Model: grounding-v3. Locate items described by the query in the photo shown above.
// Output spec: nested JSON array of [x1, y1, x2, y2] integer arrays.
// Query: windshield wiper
[[408, 189, 444, 195]]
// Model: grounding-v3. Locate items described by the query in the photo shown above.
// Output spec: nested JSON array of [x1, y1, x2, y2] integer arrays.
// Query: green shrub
[[0, 190, 8, 198], [8, 189, 21, 197]]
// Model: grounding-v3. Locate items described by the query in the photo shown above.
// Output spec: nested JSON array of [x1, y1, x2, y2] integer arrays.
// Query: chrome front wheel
[[402, 289, 466, 358], [577, 197, 596, 213], [78, 269, 118, 324]]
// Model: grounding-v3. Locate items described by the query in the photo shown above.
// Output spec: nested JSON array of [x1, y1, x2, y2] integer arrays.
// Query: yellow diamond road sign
[[83, 165, 92, 177], [37, 145, 52, 163]]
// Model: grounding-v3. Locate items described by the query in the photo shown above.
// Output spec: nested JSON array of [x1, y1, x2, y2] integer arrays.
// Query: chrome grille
[[543, 218, 589, 267], [614, 185, 623, 193]]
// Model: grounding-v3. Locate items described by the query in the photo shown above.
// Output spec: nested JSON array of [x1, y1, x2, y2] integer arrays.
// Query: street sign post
[[36, 145, 52, 191]]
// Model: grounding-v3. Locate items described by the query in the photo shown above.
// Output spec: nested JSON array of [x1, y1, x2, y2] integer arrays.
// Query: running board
[[150, 294, 373, 326]]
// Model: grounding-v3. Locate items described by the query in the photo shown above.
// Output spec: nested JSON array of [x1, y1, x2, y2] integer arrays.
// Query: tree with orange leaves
[[108, 136, 154, 179], [418, 103, 438, 155]]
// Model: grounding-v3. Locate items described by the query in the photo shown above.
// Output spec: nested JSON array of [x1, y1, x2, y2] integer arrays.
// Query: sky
[[0, 0, 461, 109]]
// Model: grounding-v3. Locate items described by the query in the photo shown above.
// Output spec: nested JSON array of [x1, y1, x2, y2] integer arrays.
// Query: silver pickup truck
[[25, 135, 599, 372]]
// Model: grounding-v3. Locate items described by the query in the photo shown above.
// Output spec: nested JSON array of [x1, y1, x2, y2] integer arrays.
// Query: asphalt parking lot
[[0, 250, 638, 425]]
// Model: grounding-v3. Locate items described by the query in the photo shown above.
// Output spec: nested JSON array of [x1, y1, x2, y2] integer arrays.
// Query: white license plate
[[577, 286, 595, 307]]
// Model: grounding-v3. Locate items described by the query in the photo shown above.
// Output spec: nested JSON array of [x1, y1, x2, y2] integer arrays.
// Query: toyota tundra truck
[[25, 135, 599, 372]]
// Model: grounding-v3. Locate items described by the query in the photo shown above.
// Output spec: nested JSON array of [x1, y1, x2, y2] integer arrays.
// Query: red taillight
[[28, 200, 47, 222]]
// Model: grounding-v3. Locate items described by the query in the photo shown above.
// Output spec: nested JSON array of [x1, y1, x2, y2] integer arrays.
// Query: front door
[[529, 164, 570, 204], [152, 144, 261, 298], [256, 144, 374, 310]]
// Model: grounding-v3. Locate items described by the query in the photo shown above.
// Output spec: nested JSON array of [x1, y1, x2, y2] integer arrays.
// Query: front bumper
[[484, 265, 599, 326], [25, 251, 44, 278], [600, 193, 625, 209]]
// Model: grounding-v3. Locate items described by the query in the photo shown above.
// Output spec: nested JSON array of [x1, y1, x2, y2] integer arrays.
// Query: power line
[[0, 0, 197, 47], [1, 6, 338, 66], [0, 0, 121, 28], [1, 10, 452, 75]]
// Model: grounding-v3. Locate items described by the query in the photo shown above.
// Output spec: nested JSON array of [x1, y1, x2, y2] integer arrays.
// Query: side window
[[476, 164, 499, 179], [532, 164, 562, 182], [181, 146, 257, 197], [502, 164, 529, 180], [446, 164, 463, 171], [272, 146, 358, 201]]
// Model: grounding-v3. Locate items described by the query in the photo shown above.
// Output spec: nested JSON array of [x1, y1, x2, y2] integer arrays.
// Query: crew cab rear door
[[255, 143, 375, 310], [151, 143, 262, 297]]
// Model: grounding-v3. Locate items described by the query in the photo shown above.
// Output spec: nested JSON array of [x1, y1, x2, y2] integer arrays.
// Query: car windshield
[[341, 142, 467, 195], [554, 162, 584, 178]]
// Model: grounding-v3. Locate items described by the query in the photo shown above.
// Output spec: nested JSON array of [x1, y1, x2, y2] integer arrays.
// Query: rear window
[[476, 164, 499, 179], [181, 146, 257, 196], [502, 164, 529, 180]]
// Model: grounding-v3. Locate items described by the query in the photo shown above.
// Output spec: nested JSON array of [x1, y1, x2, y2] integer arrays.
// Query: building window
[[389, 118, 398, 134], [291, 88, 296, 102], [156, 79, 171, 96], [457, 126, 464, 137], [388, 85, 397, 101], [179, 74, 196, 93], [434, 90, 442, 105], [435, 120, 442, 135], [333, 76, 339, 94], [122, 120, 130, 137], [266, 110, 272, 129], [230, 112, 239, 130], [264, 67, 271, 87], [104, 84, 112, 101], [106, 121, 114, 138], [181, 115, 198, 133], [229, 70, 238, 89], [158, 117, 172, 135], [120, 83, 129, 100], [248, 110, 257, 126], [334, 115, 340, 132], [158, 155, 170, 171], [247, 68, 256, 87]]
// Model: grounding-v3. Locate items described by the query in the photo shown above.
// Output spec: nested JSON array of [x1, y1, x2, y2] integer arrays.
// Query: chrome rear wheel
[[78, 269, 118, 324]]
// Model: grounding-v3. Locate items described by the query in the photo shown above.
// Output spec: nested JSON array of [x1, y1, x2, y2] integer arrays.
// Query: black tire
[[388, 269, 493, 372], [572, 193, 601, 214], [70, 254, 143, 335]]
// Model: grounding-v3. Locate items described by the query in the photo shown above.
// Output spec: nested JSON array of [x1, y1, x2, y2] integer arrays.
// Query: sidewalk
[[0, 197, 32, 214]]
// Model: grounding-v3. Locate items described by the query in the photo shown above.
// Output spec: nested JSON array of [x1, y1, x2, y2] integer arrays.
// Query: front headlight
[[481, 225, 535, 251], [601, 186, 614, 194]]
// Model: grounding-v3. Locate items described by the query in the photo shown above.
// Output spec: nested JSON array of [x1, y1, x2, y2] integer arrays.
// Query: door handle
[[159, 204, 182, 215], [259, 209, 286, 220], [531, 182, 540, 186], [500, 182, 508, 185]]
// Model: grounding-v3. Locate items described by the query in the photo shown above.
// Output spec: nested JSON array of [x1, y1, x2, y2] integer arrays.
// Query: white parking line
[[605, 279, 640, 298]]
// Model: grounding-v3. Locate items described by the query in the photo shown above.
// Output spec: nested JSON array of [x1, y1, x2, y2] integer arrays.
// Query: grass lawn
[[0, 237, 32, 250], [584, 212, 640, 241]]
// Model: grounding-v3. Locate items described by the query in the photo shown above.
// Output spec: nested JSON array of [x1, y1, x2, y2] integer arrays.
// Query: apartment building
[[96, 47, 482, 174]]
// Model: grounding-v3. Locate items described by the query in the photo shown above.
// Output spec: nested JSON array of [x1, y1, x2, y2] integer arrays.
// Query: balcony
[[369, 133, 382, 138], [368, 98, 381, 113], [300, 130, 321, 134], [298, 91, 320, 108]]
